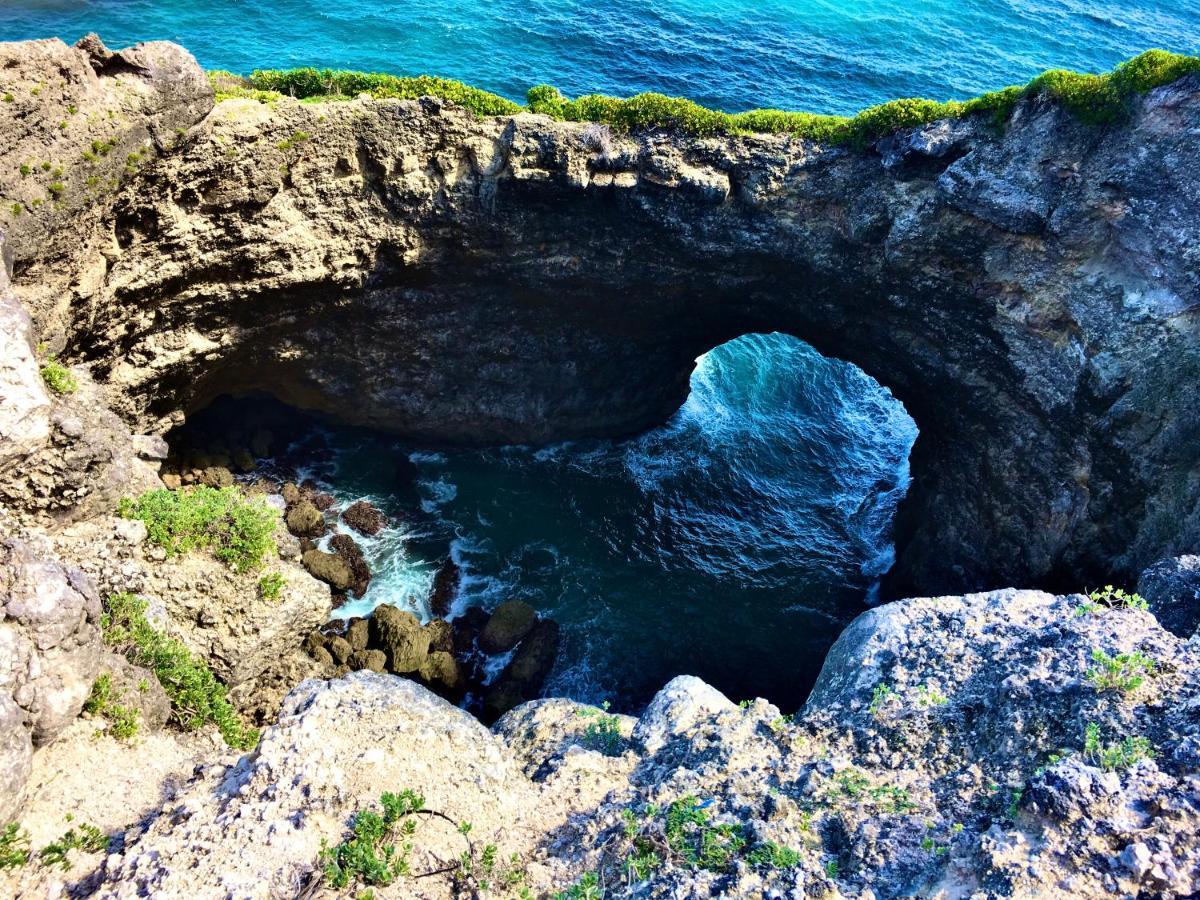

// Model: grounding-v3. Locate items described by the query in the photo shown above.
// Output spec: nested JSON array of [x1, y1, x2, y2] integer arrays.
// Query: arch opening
[[166, 332, 916, 713]]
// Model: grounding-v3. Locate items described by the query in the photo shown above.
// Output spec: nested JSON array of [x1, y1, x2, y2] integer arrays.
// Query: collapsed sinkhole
[[163, 333, 917, 716]]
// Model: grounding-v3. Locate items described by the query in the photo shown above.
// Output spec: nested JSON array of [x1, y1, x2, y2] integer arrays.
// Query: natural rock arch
[[7, 41, 1200, 597]]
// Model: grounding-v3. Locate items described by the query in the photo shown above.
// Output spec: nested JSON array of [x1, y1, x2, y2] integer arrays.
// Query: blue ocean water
[[2, 0, 1198, 116], [6, 1, 1196, 709]]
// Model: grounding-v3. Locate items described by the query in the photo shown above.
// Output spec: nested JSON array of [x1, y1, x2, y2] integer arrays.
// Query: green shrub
[[0, 823, 30, 869], [555, 871, 601, 900], [319, 791, 425, 889], [83, 673, 141, 740], [744, 840, 801, 869], [1076, 585, 1149, 615], [868, 682, 895, 715], [1083, 722, 1154, 771], [40, 358, 77, 394], [258, 571, 286, 600], [36, 823, 107, 870], [101, 592, 257, 749], [118, 486, 277, 573], [1086, 648, 1156, 694], [578, 701, 623, 756]]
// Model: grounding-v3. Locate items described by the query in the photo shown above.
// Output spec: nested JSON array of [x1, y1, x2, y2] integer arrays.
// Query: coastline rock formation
[[2, 40, 1197, 594]]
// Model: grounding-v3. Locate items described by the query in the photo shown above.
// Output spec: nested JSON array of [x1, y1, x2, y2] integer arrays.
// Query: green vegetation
[[18, 163, 30, 177], [118, 486, 277, 573], [745, 840, 802, 869], [276, 130, 312, 151], [101, 592, 257, 749], [578, 701, 623, 756], [1083, 722, 1155, 771], [1086, 648, 1156, 694], [37, 822, 108, 870], [555, 871, 601, 900], [1077, 585, 1149, 615], [916, 683, 949, 707], [258, 571, 286, 600], [90, 137, 117, 157], [663, 796, 748, 872], [9, 203, 20, 217], [824, 859, 840, 879], [319, 791, 425, 888], [220, 50, 1199, 147], [825, 767, 917, 813], [0, 823, 30, 869], [2, 93, 13, 103], [83, 672, 140, 740], [39, 357, 77, 394], [868, 682, 895, 716], [47, 181, 65, 198]]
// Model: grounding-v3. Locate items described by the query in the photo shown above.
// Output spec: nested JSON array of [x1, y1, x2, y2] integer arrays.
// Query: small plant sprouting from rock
[[578, 701, 623, 756], [83, 672, 141, 740], [258, 571, 286, 600], [1086, 648, 1156, 694], [868, 682, 895, 716], [40, 357, 77, 394], [824, 858, 840, 879], [0, 818, 109, 872], [555, 871, 602, 900], [277, 130, 312, 152], [118, 485, 277, 573], [916, 683, 949, 707], [101, 592, 257, 749], [0, 823, 30, 869], [1083, 722, 1155, 771], [1076, 585, 1149, 616]]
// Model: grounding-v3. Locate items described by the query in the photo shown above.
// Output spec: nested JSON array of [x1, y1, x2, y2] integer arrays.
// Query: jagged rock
[[453, 606, 489, 655], [327, 635, 352, 665], [368, 604, 430, 674], [0, 538, 103, 820], [286, 500, 324, 537], [479, 600, 537, 653], [418, 650, 463, 694], [301, 549, 352, 591], [1138, 555, 1200, 637], [484, 620, 560, 721], [345, 617, 370, 651], [424, 618, 453, 652], [329, 532, 370, 595], [198, 465, 233, 488], [429, 557, 461, 618], [632, 674, 733, 756], [281, 482, 301, 505], [342, 499, 386, 536], [348, 649, 387, 673]]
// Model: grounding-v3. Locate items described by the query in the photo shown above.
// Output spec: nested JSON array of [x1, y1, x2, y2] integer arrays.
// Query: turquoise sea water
[[6, 1, 1197, 710], [2, 1, 1198, 115]]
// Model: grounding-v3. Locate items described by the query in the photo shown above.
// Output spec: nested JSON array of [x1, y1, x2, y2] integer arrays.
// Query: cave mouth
[[168, 332, 916, 713]]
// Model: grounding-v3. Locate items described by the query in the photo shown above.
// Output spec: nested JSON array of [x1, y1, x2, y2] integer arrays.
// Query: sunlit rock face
[[5, 38, 1200, 596]]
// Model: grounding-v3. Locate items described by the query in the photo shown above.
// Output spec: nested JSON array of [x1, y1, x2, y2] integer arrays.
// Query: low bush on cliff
[[39, 357, 77, 394], [231, 49, 1199, 148], [101, 592, 258, 749], [247, 68, 522, 116], [118, 485, 277, 573], [83, 673, 141, 740]]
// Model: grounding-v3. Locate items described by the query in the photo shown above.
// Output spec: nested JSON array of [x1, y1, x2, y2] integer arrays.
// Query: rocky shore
[[1, 34, 1199, 899]]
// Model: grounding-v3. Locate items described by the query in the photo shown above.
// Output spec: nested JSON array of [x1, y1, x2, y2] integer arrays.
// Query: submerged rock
[[483, 619, 561, 722], [479, 600, 537, 653], [428, 556, 461, 618]]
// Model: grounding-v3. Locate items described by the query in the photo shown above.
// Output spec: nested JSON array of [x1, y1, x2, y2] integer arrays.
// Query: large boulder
[[329, 533, 371, 595], [0, 538, 104, 820], [301, 549, 352, 591], [342, 500, 386, 536], [483, 619, 560, 721], [479, 600, 537, 653], [1138, 555, 1200, 637], [368, 604, 430, 674], [286, 500, 324, 537]]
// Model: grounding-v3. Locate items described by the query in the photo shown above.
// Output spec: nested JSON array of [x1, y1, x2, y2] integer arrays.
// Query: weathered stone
[[285, 500, 324, 537], [342, 500, 386, 536], [301, 549, 352, 591], [345, 617, 370, 651], [281, 483, 301, 505], [199, 466, 234, 488], [368, 605, 430, 674], [94, 653, 171, 732], [429, 557, 461, 618], [329, 533, 370, 595], [424, 618, 453, 653], [418, 650, 462, 693], [327, 635, 352, 665], [483, 619, 560, 722], [1138, 555, 1200, 638], [348, 649, 387, 673], [479, 600, 537, 653], [452, 606, 489, 656]]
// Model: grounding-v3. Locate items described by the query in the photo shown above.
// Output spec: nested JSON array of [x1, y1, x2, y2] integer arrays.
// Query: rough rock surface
[[3, 53, 1192, 592], [0, 537, 103, 820], [94, 589, 1200, 898], [1138, 555, 1200, 637]]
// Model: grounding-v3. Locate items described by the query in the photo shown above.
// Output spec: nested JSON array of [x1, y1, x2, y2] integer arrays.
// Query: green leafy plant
[[101, 592, 257, 749], [83, 673, 140, 740], [276, 130, 312, 151], [1083, 722, 1155, 771], [745, 840, 801, 869], [868, 682, 895, 716], [258, 571, 286, 600], [578, 701, 623, 756], [1086, 649, 1156, 694], [40, 357, 77, 394], [118, 486, 277, 573], [555, 871, 601, 900], [664, 796, 748, 873], [18, 163, 30, 176], [248, 68, 522, 116], [916, 683, 948, 707], [0, 823, 31, 869], [36, 823, 107, 870], [1077, 585, 1149, 615], [824, 858, 840, 879]]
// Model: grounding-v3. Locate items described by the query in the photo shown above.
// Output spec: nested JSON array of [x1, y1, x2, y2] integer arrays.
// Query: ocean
[[3, 0, 1196, 710]]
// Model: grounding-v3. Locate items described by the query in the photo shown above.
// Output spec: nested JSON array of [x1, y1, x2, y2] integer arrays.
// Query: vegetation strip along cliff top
[[217, 49, 1200, 147]]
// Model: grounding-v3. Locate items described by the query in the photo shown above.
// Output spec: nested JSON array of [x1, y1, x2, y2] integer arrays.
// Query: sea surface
[[4, 0, 1196, 710], [2, 1, 1198, 116]]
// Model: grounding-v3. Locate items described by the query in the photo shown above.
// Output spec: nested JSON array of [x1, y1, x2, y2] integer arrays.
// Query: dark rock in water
[[302, 549, 353, 592], [299, 538, 317, 555], [1138, 556, 1200, 637], [429, 557, 461, 618], [419, 651, 464, 696], [231, 448, 256, 473], [310, 492, 336, 511], [250, 428, 274, 458], [452, 606, 489, 656], [329, 533, 371, 596], [482, 619, 561, 722], [424, 619, 453, 653], [342, 499, 387, 536], [348, 649, 387, 673], [479, 600, 537, 654], [286, 500, 325, 538], [369, 604, 430, 674], [302, 630, 325, 657], [326, 635, 352, 665], [344, 617, 370, 652]]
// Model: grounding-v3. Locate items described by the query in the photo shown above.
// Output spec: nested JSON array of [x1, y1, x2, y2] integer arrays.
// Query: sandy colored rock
[[369, 604, 430, 674], [301, 548, 352, 591], [285, 499, 324, 537]]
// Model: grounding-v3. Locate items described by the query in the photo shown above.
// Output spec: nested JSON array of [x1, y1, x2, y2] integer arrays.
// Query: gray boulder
[[1137, 555, 1200, 637]]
